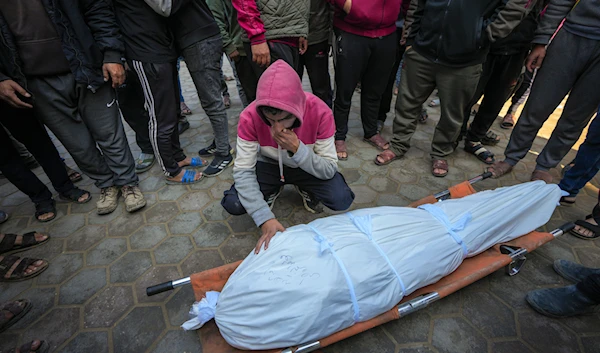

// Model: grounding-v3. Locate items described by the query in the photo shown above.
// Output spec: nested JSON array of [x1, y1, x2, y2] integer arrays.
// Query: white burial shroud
[[196, 181, 561, 350]]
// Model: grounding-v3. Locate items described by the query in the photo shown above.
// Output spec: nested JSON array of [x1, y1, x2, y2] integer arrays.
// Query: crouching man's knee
[[221, 187, 248, 216], [322, 173, 355, 211]]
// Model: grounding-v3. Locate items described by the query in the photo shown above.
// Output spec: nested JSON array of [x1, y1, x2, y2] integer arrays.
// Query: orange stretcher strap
[[449, 181, 477, 199]]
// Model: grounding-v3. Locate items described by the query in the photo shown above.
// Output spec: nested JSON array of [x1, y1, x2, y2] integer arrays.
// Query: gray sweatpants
[[28, 73, 138, 189], [182, 35, 231, 156], [504, 29, 600, 169]]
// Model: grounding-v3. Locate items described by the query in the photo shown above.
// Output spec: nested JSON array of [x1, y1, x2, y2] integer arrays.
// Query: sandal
[[180, 102, 192, 116], [335, 140, 348, 161], [432, 159, 449, 177], [166, 169, 203, 185], [487, 160, 513, 179], [59, 187, 91, 204], [464, 141, 495, 164], [6, 340, 49, 353], [481, 130, 501, 146], [0, 255, 48, 282], [375, 149, 402, 166], [571, 205, 600, 240], [363, 134, 389, 151], [65, 165, 82, 183], [34, 200, 56, 223], [419, 108, 428, 124], [560, 195, 576, 206], [0, 232, 50, 255], [531, 169, 553, 183], [500, 114, 515, 129], [0, 299, 32, 333], [180, 157, 208, 169]]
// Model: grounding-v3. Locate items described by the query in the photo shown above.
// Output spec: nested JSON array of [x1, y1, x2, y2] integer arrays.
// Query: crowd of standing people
[[1, 1, 600, 350]]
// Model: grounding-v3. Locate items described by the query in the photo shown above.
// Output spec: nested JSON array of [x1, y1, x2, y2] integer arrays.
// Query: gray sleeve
[[290, 138, 338, 180], [532, 0, 577, 45]]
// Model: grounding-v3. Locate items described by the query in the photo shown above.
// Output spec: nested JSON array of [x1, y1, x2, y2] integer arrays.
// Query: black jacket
[[144, 0, 220, 51], [491, 0, 549, 55], [0, 0, 124, 91], [407, 0, 532, 67]]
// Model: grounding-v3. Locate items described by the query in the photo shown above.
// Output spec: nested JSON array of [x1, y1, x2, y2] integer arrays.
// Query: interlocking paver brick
[[431, 317, 487, 353], [178, 191, 211, 211], [59, 268, 107, 305], [180, 249, 224, 274], [193, 222, 231, 248], [22, 308, 80, 352], [112, 306, 166, 353], [130, 225, 168, 250], [157, 185, 189, 201], [383, 311, 430, 345], [145, 202, 179, 223], [48, 214, 85, 238], [84, 285, 134, 328], [108, 212, 146, 237], [86, 237, 127, 266], [10, 287, 56, 329], [150, 330, 203, 353], [581, 336, 600, 353], [66, 225, 106, 251], [110, 251, 153, 283], [519, 312, 580, 353], [37, 253, 83, 285], [154, 236, 194, 264], [492, 340, 534, 353], [59, 331, 109, 353], [462, 291, 516, 338], [168, 212, 204, 235], [334, 327, 396, 353], [203, 200, 231, 221], [135, 266, 181, 303], [166, 286, 196, 327]]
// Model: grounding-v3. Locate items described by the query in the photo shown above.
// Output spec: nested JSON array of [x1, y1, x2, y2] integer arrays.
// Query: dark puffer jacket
[[0, 0, 124, 91]]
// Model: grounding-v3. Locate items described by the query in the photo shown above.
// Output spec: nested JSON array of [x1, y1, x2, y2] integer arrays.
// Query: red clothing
[[232, 0, 302, 45], [328, 0, 404, 38]]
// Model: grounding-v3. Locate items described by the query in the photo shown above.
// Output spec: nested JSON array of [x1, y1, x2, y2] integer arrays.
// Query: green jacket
[[207, 0, 246, 57], [308, 0, 332, 45]]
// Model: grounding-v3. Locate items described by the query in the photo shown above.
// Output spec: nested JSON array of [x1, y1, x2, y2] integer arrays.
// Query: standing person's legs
[[333, 30, 369, 150], [558, 113, 600, 197], [76, 83, 139, 187], [578, 274, 600, 304], [378, 28, 405, 126], [27, 74, 115, 189], [132, 60, 188, 179], [303, 40, 333, 108], [360, 33, 397, 141], [228, 57, 249, 107], [183, 35, 234, 177], [117, 68, 153, 155], [534, 53, 600, 171], [460, 55, 496, 140], [235, 55, 259, 103], [503, 30, 584, 168], [432, 62, 482, 168], [466, 51, 528, 143], [384, 49, 437, 159]]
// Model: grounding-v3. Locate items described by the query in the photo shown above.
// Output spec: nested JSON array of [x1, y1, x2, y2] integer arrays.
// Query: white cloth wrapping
[[190, 182, 561, 350]]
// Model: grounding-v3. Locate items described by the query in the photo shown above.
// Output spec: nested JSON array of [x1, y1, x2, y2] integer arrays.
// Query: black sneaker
[[198, 140, 235, 157], [266, 186, 284, 210], [203, 153, 234, 177], [295, 186, 323, 214]]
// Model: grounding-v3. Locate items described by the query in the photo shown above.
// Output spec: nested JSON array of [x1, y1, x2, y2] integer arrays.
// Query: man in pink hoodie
[[221, 60, 355, 253]]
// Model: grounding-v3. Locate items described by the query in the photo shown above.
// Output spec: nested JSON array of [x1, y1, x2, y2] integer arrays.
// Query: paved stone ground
[[1, 59, 599, 353]]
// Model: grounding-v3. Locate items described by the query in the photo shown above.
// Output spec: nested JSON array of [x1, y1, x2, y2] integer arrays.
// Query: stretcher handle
[[146, 277, 191, 296], [552, 222, 576, 237], [434, 172, 492, 200]]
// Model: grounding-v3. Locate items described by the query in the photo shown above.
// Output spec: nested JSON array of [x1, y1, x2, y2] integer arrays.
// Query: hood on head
[[255, 60, 306, 128]]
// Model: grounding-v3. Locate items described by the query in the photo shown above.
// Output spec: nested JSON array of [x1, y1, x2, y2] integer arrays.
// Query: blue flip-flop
[[166, 170, 203, 185], [186, 157, 206, 168]]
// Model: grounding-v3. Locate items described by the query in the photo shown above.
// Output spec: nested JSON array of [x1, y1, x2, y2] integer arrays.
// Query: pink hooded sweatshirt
[[234, 60, 337, 227]]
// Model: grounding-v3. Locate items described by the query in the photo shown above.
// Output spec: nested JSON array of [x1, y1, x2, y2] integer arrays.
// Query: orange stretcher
[[146, 173, 574, 353]]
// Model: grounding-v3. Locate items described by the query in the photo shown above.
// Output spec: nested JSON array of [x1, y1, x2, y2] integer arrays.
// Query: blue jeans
[[558, 107, 600, 200]]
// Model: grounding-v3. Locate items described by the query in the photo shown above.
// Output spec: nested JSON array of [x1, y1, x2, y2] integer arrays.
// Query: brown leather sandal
[[375, 149, 402, 166], [487, 160, 513, 178], [432, 159, 449, 177], [500, 114, 515, 129], [335, 140, 348, 161], [0, 299, 32, 333], [363, 134, 389, 151]]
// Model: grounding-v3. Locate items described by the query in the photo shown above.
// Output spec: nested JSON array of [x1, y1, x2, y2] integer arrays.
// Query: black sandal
[[6, 340, 49, 353], [0, 232, 50, 255], [481, 130, 500, 146], [464, 141, 495, 164], [571, 204, 600, 240], [0, 255, 48, 282], [34, 199, 56, 223], [59, 187, 91, 204], [0, 299, 32, 333]]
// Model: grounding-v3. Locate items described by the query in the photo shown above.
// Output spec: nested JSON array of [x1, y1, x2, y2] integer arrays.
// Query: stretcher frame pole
[[146, 277, 191, 296], [281, 292, 441, 353], [434, 172, 492, 201]]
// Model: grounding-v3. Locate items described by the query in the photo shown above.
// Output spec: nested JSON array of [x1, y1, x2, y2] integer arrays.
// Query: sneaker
[[135, 153, 155, 174], [267, 187, 284, 210], [178, 119, 190, 135], [553, 260, 600, 283], [198, 140, 234, 157], [526, 285, 598, 318], [121, 185, 147, 213], [295, 186, 323, 214], [97, 186, 120, 215], [203, 153, 234, 177]]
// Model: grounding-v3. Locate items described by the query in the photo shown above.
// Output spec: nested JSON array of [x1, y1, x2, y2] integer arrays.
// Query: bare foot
[[37, 212, 54, 222], [166, 169, 203, 183]]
